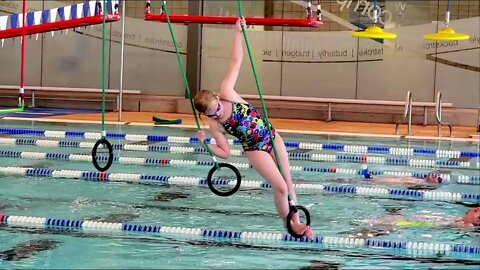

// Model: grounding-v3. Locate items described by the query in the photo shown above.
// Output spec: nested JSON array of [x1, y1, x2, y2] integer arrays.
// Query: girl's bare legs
[[270, 133, 315, 239], [246, 150, 313, 239], [246, 151, 289, 222], [269, 134, 298, 219]]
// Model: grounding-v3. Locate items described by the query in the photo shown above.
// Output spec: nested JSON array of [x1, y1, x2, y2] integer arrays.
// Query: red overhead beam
[[145, 13, 322, 27], [0, 14, 121, 39]]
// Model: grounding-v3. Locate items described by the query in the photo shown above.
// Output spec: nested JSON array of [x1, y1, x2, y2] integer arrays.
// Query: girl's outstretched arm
[[220, 17, 247, 103]]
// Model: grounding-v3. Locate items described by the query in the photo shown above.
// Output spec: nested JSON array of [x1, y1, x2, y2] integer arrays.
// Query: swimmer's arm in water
[[198, 119, 231, 159], [348, 227, 395, 238], [453, 219, 477, 228], [371, 176, 425, 185]]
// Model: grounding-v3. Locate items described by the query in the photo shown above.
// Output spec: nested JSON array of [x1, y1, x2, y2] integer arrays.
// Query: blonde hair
[[193, 89, 218, 114]]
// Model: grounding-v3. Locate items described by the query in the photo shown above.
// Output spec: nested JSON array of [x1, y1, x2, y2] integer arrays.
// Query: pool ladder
[[395, 91, 451, 137], [435, 92, 452, 137], [395, 91, 412, 135]]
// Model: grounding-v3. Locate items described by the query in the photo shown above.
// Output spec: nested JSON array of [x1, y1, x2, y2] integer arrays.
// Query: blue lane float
[[1, 213, 479, 256], [0, 138, 476, 173], [0, 148, 479, 184], [0, 127, 478, 158], [0, 166, 479, 203]]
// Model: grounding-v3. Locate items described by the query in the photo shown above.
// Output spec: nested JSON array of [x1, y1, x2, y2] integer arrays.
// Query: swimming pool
[[0, 120, 479, 269]]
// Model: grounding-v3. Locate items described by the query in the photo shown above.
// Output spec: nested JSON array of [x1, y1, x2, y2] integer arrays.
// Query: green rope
[[101, 0, 107, 137], [237, 1, 294, 204], [236, 2, 281, 171], [161, 1, 219, 167]]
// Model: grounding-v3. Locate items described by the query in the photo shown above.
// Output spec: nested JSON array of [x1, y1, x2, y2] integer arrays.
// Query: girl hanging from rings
[[193, 17, 314, 240]]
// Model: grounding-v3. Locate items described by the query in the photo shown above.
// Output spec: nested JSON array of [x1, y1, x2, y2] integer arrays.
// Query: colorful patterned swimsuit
[[221, 101, 276, 152]]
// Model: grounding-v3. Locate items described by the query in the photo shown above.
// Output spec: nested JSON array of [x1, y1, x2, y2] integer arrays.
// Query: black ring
[[207, 163, 241, 197], [286, 205, 311, 238], [92, 138, 113, 172]]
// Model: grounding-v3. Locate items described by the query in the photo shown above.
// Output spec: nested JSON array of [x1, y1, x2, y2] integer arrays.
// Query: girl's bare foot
[[290, 222, 314, 240], [303, 226, 315, 240]]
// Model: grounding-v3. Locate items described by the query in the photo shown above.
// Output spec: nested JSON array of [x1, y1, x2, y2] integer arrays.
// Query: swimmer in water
[[360, 165, 443, 185], [351, 207, 480, 237], [455, 207, 480, 227], [368, 173, 443, 185], [330, 168, 442, 191]]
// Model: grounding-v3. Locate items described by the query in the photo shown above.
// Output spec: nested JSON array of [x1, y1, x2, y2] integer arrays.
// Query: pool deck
[[2, 111, 477, 141]]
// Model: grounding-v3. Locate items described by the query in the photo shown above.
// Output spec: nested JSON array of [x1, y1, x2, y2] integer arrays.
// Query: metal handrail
[[435, 92, 452, 137], [395, 91, 412, 135]]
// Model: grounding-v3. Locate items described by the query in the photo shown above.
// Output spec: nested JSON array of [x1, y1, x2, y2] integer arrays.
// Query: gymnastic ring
[[91, 138, 113, 172], [286, 205, 311, 238], [207, 163, 242, 197]]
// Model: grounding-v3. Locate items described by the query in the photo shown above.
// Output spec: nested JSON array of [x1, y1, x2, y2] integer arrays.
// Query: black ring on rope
[[286, 205, 311, 238], [207, 163, 242, 197], [92, 138, 113, 172]]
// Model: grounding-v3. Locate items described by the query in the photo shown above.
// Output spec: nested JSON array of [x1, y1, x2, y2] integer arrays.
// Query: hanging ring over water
[[286, 205, 311, 238], [207, 163, 242, 197], [91, 137, 113, 172]]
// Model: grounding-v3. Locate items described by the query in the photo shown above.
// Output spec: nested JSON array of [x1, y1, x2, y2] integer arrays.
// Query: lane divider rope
[[1, 148, 479, 185], [0, 213, 478, 255], [0, 127, 478, 158], [4, 148, 480, 184], [0, 166, 479, 203], [0, 137, 476, 171]]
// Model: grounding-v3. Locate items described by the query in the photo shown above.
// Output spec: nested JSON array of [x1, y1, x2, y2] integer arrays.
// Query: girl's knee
[[273, 182, 288, 196]]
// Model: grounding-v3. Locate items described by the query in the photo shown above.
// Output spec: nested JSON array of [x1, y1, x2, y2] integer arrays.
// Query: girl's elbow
[[221, 151, 231, 159], [219, 148, 231, 159], [231, 56, 242, 63]]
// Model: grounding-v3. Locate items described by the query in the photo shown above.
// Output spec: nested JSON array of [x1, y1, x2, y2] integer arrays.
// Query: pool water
[[0, 120, 479, 269]]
